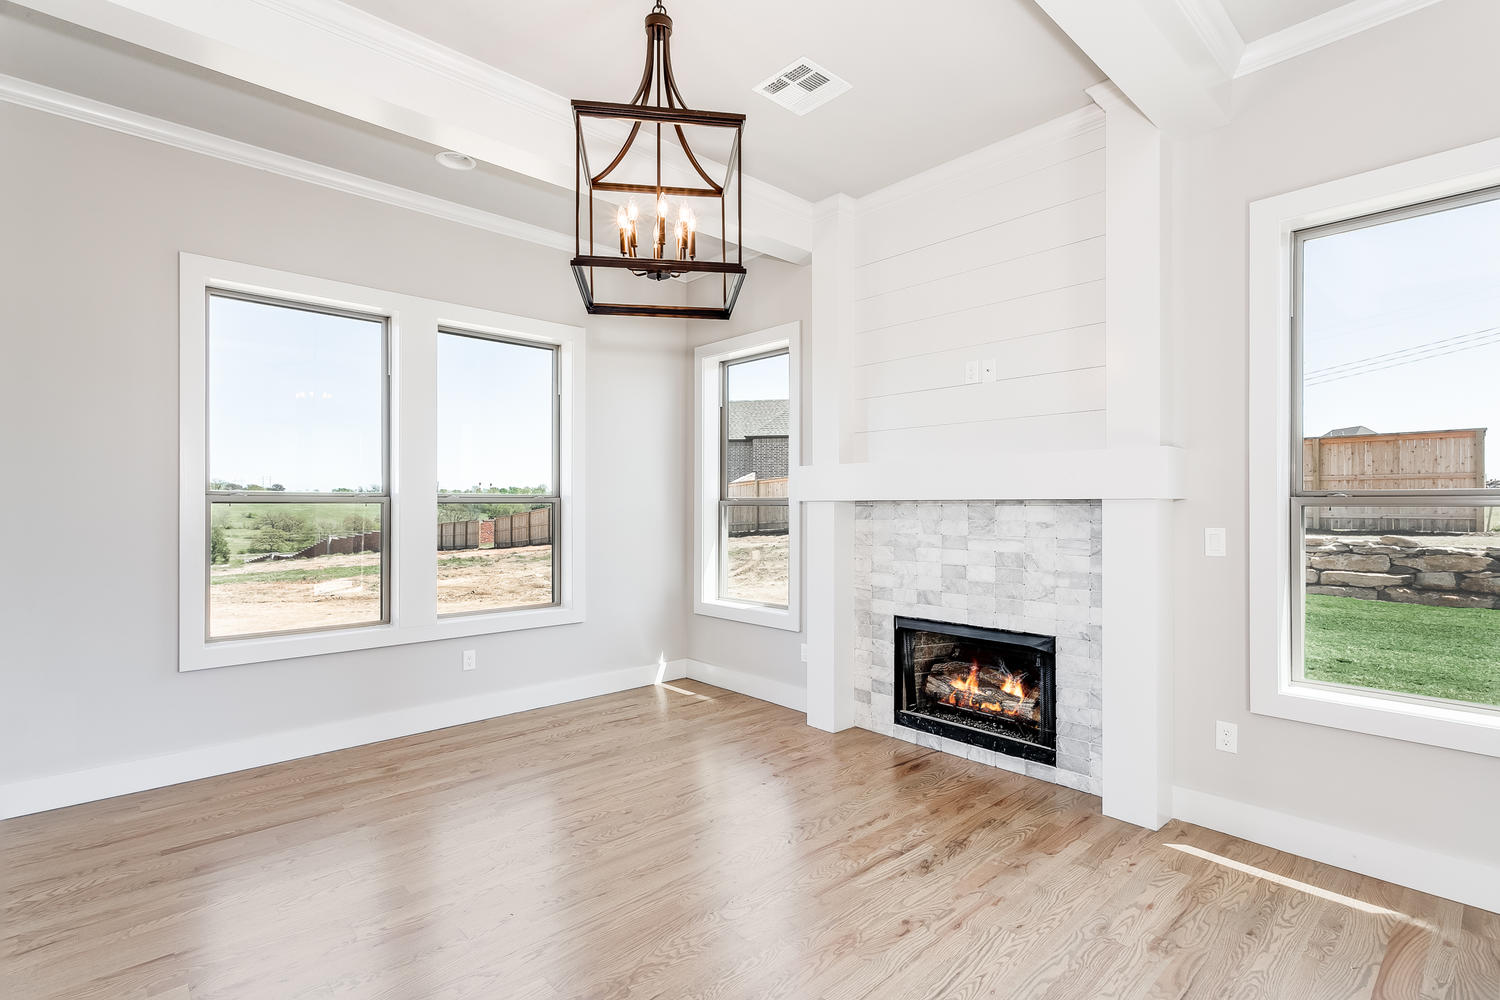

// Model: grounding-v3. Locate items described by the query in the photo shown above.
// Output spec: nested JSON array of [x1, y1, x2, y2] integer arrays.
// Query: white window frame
[[1248, 137, 1500, 758], [179, 253, 585, 672], [693, 323, 801, 631]]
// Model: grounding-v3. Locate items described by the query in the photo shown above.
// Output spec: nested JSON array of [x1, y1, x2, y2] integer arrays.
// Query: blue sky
[[727, 352, 789, 402], [436, 333, 553, 492], [209, 298, 555, 492], [1302, 195, 1500, 474], [209, 296, 383, 491]]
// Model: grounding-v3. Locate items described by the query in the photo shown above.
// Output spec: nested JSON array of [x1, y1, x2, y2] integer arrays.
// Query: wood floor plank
[[1, 681, 1493, 1000]]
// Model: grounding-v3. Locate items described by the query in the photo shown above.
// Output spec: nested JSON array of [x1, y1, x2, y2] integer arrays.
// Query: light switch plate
[[1204, 527, 1227, 557], [964, 360, 980, 385]]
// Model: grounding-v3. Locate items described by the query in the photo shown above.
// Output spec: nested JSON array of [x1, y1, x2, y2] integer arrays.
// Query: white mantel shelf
[[793, 445, 1185, 503]]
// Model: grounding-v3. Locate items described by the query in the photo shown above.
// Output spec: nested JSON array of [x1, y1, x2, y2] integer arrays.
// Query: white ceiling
[[1218, 0, 1351, 41], [338, 0, 1105, 202]]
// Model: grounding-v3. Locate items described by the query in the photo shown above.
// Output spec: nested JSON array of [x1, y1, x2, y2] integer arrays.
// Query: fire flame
[[939, 661, 1030, 717]]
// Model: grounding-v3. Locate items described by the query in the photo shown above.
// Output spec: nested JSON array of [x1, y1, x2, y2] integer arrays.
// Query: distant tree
[[250, 509, 311, 553], [210, 480, 244, 491], [1488, 478, 1499, 489], [342, 513, 376, 534], [210, 524, 232, 564], [269, 483, 286, 492], [245, 483, 265, 491]]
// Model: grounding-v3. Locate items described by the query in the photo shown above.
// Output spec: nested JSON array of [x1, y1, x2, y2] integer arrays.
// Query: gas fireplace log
[[923, 662, 1039, 719]]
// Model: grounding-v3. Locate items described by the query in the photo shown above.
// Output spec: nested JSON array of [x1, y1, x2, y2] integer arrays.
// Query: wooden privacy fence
[[438, 508, 553, 551], [727, 477, 789, 537], [1303, 428, 1486, 533]]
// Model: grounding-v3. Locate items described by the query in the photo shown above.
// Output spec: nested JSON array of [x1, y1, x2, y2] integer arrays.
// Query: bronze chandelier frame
[[570, 2, 746, 320]]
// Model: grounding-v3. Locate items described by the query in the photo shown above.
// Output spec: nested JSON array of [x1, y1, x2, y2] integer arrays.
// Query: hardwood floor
[[2, 681, 1496, 999]]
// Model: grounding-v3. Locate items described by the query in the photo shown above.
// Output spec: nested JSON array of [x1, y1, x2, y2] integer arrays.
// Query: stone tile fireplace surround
[[852, 501, 1103, 794]]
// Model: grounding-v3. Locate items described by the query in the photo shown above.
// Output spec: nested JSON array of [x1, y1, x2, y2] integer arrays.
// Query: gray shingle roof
[[726, 399, 789, 440]]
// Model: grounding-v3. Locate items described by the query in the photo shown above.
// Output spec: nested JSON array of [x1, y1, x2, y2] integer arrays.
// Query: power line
[[1305, 325, 1500, 378], [1306, 327, 1500, 386]]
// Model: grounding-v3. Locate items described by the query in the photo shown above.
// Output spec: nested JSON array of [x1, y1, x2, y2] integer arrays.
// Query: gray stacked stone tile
[[852, 500, 1104, 796]]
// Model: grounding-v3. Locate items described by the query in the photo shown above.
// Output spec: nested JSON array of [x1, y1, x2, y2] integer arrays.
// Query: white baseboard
[[1173, 785, 1500, 914], [684, 659, 806, 712], [0, 658, 690, 820]]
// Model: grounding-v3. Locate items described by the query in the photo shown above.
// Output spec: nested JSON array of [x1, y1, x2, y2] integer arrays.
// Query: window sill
[[1251, 675, 1500, 759], [181, 604, 585, 672], [693, 597, 800, 632]]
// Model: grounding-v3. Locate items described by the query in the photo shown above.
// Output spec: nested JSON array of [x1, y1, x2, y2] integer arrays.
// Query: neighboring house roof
[[1323, 425, 1377, 437], [727, 399, 789, 440]]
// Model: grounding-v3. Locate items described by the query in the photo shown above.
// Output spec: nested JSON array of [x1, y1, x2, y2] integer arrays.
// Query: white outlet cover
[[1215, 720, 1238, 753], [964, 360, 980, 385], [462, 649, 476, 671]]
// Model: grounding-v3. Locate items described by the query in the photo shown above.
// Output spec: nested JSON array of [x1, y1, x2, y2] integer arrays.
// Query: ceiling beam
[[11, 0, 815, 262], [1033, 0, 1232, 132]]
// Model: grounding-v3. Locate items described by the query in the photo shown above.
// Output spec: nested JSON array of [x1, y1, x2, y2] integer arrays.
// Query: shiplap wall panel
[[854, 324, 1104, 400], [855, 193, 1105, 301], [854, 281, 1104, 368], [848, 118, 1107, 461], [860, 411, 1107, 462], [861, 367, 1106, 433], [858, 147, 1105, 267], [854, 238, 1103, 333]]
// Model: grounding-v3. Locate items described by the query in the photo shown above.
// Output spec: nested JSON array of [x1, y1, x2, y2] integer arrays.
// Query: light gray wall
[[684, 258, 811, 690], [0, 103, 692, 783], [1169, 0, 1500, 864]]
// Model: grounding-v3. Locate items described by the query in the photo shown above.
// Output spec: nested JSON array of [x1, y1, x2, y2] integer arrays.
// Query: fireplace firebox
[[894, 616, 1057, 766]]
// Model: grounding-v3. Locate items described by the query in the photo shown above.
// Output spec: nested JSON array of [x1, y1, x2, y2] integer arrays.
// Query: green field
[[1305, 594, 1500, 707]]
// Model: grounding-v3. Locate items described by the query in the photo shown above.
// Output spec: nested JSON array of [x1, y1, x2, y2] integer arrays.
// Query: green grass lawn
[[1305, 594, 1500, 707]]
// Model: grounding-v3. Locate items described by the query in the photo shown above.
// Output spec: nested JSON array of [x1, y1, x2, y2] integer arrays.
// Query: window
[[436, 332, 559, 616], [1294, 188, 1500, 713], [721, 350, 791, 607], [694, 324, 800, 630], [1249, 139, 1500, 757], [179, 254, 583, 671], [205, 293, 389, 640]]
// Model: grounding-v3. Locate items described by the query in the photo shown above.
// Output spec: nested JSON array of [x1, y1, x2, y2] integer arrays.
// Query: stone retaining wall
[[1306, 535, 1500, 609]]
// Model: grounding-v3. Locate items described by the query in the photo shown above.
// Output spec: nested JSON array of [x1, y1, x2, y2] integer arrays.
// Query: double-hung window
[[180, 254, 584, 671], [1250, 146, 1500, 756], [205, 292, 389, 640], [694, 324, 800, 630], [436, 331, 560, 616]]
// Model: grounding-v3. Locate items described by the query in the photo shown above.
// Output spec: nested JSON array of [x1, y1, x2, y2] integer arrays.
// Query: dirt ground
[[209, 546, 554, 636], [725, 533, 790, 605]]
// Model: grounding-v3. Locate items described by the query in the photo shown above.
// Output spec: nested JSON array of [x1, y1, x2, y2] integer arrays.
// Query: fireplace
[[894, 616, 1057, 766]]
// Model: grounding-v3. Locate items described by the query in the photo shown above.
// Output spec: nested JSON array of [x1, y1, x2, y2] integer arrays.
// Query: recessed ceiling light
[[435, 151, 476, 171]]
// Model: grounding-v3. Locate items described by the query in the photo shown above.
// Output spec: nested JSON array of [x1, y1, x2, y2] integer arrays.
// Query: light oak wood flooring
[[2, 680, 1496, 999]]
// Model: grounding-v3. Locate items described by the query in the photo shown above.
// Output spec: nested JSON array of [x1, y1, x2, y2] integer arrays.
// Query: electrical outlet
[[981, 358, 996, 382], [1215, 720, 1238, 753], [1204, 527, 1227, 557], [799, 643, 809, 663], [964, 360, 980, 385], [462, 649, 476, 671]]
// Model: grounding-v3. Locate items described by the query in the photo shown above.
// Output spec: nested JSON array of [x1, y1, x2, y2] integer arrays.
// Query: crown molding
[[0, 73, 575, 253], [855, 103, 1105, 215], [1235, 0, 1449, 77], [1173, 0, 1245, 78], [10, 0, 816, 261]]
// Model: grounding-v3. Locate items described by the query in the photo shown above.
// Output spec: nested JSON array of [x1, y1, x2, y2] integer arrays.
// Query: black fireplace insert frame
[[894, 616, 1058, 767]]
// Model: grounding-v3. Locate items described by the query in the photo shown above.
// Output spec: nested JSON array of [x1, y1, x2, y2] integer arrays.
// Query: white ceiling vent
[[753, 58, 851, 116]]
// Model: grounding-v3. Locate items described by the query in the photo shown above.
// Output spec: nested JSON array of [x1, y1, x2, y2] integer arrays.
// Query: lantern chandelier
[[570, 1, 747, 319]]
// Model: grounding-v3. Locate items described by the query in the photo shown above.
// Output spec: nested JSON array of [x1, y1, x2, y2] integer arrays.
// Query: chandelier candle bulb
[[688, 213, 697, 259], [616, 207, 629, 255]]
